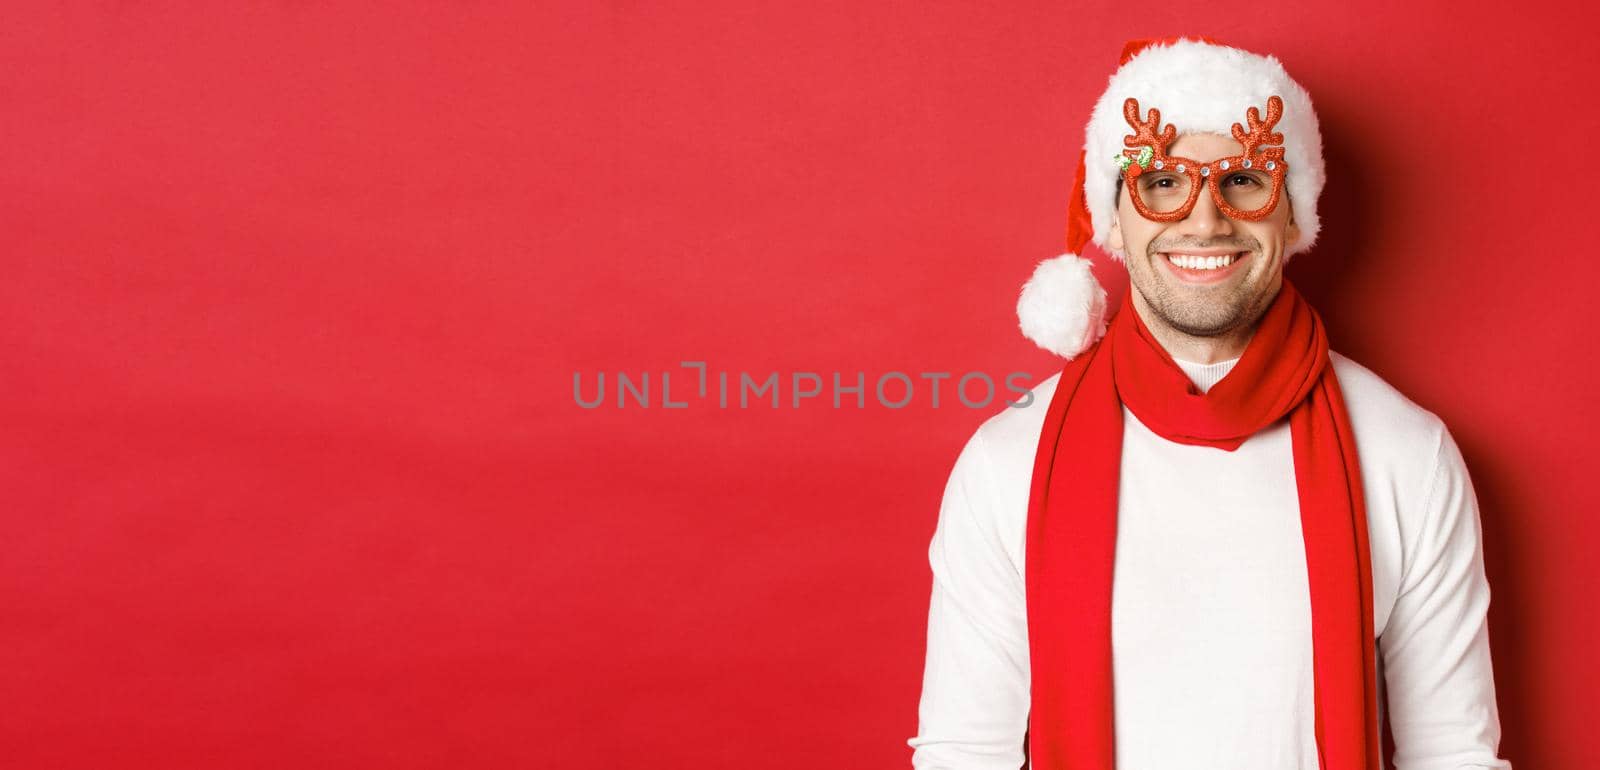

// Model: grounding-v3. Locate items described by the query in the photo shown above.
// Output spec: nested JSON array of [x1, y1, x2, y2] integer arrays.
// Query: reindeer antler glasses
[[1115, 94, 1289, 222]]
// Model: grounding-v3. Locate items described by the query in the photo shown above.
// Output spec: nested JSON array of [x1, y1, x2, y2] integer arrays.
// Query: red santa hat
[[1017, 36, 1327, 358]]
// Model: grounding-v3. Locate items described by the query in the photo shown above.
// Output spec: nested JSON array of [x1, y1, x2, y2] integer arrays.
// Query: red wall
[[5, 3, 1591, 767]]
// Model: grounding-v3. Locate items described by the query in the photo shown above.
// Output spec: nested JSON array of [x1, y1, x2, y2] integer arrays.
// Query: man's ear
[[1286, 212, 1300, 247], [1108, 213, 1124, 253]]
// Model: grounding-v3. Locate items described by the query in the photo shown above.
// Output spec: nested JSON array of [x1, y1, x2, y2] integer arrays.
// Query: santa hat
[[1017, 36, 1327, 358]]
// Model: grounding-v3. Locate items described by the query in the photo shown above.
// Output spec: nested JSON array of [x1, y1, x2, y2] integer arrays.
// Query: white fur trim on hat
[[1017, 253, 1108, 359], [1083, 38, 1326, 261]]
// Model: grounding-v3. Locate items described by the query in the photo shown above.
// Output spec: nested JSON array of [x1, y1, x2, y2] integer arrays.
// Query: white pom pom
[[1016, 253, 1109, 359]]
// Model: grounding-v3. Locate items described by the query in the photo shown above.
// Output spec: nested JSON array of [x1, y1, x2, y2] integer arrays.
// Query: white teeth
[[1168, 253, 1238, 270]]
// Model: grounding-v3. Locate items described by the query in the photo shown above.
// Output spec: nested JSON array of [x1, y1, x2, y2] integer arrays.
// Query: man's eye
[[1225, 173, 1259, 187], [1137, 170, 1192, 198]]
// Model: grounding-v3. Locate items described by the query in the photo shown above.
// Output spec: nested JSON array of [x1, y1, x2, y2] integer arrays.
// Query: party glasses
[[1115, 94, 1289, 222]]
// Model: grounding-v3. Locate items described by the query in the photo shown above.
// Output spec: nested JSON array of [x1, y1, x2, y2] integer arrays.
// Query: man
[[907, 37, 1512, 770]]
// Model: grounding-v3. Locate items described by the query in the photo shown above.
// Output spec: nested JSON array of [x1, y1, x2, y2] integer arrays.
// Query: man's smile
[[1158, 249, 1250, 284]]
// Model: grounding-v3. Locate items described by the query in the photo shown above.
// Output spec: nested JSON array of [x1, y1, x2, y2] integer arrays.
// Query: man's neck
[[1128, 291, 1258, 364]]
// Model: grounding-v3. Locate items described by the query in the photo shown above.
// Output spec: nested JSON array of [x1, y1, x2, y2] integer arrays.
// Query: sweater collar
[[1171, 355, 1242, 394]]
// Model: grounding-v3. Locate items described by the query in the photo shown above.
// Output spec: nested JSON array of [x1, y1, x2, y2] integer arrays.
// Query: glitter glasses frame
[[1115, 94, 1289, 222]]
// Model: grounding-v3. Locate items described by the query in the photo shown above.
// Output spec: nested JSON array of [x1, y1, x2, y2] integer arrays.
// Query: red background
[[5, 2, 1594, 767]]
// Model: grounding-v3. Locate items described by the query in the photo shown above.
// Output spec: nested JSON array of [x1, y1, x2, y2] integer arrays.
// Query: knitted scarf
[[1021, 278, 1380, 769]]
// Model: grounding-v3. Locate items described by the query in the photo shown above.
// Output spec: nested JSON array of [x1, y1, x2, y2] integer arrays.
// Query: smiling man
[[1111, 124, 1297, 361], [907, 37, 1513, 770]]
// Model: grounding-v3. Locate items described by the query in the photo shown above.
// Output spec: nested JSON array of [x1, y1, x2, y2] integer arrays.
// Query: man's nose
[[1177, 179, 1234, 239]]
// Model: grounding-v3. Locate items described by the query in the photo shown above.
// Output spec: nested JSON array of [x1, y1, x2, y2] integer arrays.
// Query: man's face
[[1108, 131, 1300, 340]]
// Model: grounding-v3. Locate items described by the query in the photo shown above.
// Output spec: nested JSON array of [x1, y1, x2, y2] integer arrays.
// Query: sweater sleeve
[[1378, 424, 1513, 770], [907, 428, 1031, 769]]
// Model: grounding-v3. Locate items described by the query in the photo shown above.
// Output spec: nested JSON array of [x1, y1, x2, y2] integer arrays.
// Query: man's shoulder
[[1328, 351, 1456, 521], [945, 370, 1063, 491], [975, 369, 1063, 444], [1328, 349, 1447, 450], [932, 371, 1061, 550]]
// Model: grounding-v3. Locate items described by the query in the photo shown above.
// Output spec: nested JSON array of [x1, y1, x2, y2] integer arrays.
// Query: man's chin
[[1164, 319, 1243, 338], [1146, 298, 1251, 338]]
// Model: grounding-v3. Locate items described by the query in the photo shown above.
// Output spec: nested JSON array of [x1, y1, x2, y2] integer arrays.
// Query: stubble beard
[[1132, 247, 1272, 338]]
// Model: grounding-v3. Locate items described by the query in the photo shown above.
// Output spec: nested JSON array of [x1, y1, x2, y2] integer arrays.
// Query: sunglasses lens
[[1130, 171, 1193, 214], [1217, 168, 1277, 215]]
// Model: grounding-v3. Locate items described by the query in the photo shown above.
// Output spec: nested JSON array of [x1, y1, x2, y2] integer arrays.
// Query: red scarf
[[1022, 279, 1380, 769]]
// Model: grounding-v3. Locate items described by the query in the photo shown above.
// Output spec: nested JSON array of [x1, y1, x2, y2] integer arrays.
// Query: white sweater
[[908, 351, 1512, 770]]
